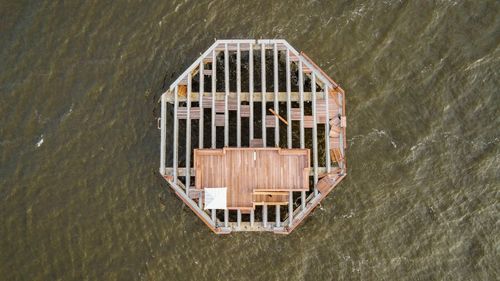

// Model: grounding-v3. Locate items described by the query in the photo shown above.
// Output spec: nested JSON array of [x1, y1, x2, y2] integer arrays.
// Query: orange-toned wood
[[268, 108, 288, 125], [178, 85, 187, 97]]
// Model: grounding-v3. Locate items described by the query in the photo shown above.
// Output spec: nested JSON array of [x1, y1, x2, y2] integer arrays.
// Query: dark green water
[[1, 1, 498, 280]]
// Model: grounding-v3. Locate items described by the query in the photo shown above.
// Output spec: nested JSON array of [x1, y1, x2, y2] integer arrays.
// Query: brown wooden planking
[[194, 148, 309, 209]]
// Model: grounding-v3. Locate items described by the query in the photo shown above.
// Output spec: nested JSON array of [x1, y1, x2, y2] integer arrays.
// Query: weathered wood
[[312, 73, 318, 196], [236, 43, 241, 147], [273, 43, 279, 147], [211, 50, 216, 149], [224, 209, 229, 228], [224, 44, 229, 146], [286, 48, 292, 149], [160, 94, 166, 175], [263, 204, 268, 227], [249, 43, 254, 143], [173, 86, 179, 184], [299, 60, 305, 149], [288, 191, 293, 226], [165, 166, 328, 177], [261, 43, 267, 147], [250, 209, 255, 227], [166, 91, 323, 102], [237, 209, 242, 228], [185, 73, 192, 193], [199, 61, 204, 148], [268, 108, 288, 125], [275, 205, 281, 228], [325, 85, 331, 173]]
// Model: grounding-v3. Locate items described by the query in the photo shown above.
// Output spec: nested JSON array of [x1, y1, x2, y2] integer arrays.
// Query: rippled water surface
[[1, 1, 499, 280]]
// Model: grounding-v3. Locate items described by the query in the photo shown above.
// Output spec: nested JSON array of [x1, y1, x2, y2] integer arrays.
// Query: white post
[[312, 73, 318, 196], [236, 43, 241, 147], [275, 205, 281, 228], [211, 50, 216, 149], [286, 49, 292, 149], [249, 43, 254, 143], [288, 191, 293, 226], [261, 43, 266, 147], [325, 85, 331, 173], [299, 60, 305, 149], [273, 43, 279, 147], [173, 86, 179, 184], [185, 73, 192, 193], [199, 61, 204, 148], [160, 93, 166, 174], [263, 204, 268, 227], [224, 43, 229, 147]]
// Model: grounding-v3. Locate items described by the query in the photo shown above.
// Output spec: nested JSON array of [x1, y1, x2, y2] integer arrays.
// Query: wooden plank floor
[[194, 148, 310, 209]]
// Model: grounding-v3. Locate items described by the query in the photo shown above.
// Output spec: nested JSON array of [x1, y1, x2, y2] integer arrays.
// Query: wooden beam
[[165, 167, 329, 177], [173, 86, 179, 184], [261, 43, 267, 147], [212, 209, 216, 226], [268, 108, 288, 125], [211, 50, 216, 149], [288, 191, 293, 226], [273, 43, 279, 147], [237, 209, 242, 228], [299, 60, 305, 149], [165, 91, 323, 102], [185, 73, 192, 193], [199, 61, 204, 148], [312, 73, 318, 196], [224, 208, 229, 228], [249, 43, 254, 143], [236, 43, 241, 147], [301, 191, 306, 211], [263, 204, 268, 227], [160, 93, 166, 174], [286, 49, 292, 149], [325, 85, 331, 173], [224, 43, 229, 147], [250, 209, 255, 227], [275, 205, 281, 228]]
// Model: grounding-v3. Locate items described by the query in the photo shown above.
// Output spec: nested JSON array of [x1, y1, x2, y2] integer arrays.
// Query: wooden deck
[[194, 148, 310, 209], [159, 39, 347, 234]]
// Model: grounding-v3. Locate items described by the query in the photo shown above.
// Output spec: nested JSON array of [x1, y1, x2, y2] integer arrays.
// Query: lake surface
[[0, 1, 498, 280]]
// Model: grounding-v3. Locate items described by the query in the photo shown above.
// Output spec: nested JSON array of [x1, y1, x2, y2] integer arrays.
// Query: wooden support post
[[273, 43, 279, 147], [299, 60, 305, 149], [288, 191, 293, 226], [173, 86, 179, 184], [261, 43, 267, 147], [236, 43, 241, 147], [237, 209, 242, 228], [211, 50, 216, 149], [338, 90, 344, 171], [263, 204, 268, 227], [160, 93, 166, 175], [185, 73, 192, 193], [275, 205, 281, 228], [312, 73, 318, 197], [286, 49, 292, 149], [250, 209, 255, 227], [224, 43, 229, 147], [299, 60, 306, 209], [224, 209, 229, 228], [249, 43, 254, 143], [301, 191, 306, 211], [198, 194, 202, 208], [212, 209, 216, 226], [199, 61, 204, 148], [325, 85, 331, 173]]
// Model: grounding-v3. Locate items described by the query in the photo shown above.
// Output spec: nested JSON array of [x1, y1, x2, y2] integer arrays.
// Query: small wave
[[35, 135, 44, 148]]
